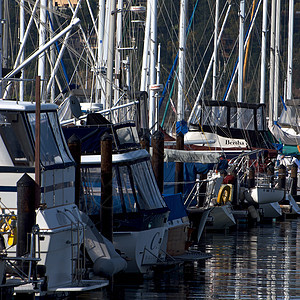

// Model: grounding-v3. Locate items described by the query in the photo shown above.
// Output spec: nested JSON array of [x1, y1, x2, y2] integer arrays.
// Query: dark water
[[76, 218, 300, 299]]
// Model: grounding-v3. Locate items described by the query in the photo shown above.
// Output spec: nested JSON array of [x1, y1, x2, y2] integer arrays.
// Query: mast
[[19, 0, 25, 101], [260, 0, 267, 104], [106, 0, 116, 116], [286, 0, 294, 101], [238, 0, 245, 103], [49, 0, 55, 102], [149, 0, 158, 133], [38, 0, 47, 101], [114, 0, 123, 121], [177, 0, 187, 123], [268, 0, 276, 127], [140, 0, 151, 92], [273, 0, 281, 123], [212, 0, 219, 101], [96, 0, 106, 105], [0, 0, 3, 98]]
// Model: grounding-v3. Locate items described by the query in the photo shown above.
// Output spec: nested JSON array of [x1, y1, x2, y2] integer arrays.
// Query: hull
[[244, 186, 284, 204], [260, 202, 282, 218], [206, 205, 236, 230], [113, 226, 166, 274]]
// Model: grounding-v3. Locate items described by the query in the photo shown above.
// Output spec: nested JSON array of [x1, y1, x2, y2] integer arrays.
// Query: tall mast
[[286, 0, 294, 101], [149, 0, 158, 133], [260, 0, 267, 104], [238, 0, 245, 103], [49, 0, 55, 102], [38, 0, 47, 101], [114, 0, 123, 121], [268, 0, 276, 127], [212, 0, 219, 101], [0, 0, 3, 98], [140, 0, 151, 92], [19, 0, 25, 101], [273, 0, 281, 122], [96, 0, 106, 105], [106, 0, 116, 115], [177, 0, 187, 123]]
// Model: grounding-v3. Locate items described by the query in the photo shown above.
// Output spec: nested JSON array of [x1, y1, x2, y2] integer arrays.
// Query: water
[[76, 218, 300, 299]]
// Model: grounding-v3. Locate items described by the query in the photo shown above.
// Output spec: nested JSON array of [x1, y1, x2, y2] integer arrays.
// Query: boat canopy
[[80, 150, 166, 216], [189, 100, 266, 132]]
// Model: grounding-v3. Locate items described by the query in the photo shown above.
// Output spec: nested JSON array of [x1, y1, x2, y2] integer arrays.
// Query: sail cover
[[163, 149, 220, 163]]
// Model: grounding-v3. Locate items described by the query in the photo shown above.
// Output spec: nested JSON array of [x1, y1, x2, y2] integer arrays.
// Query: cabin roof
[[0, 100, 58, 112]]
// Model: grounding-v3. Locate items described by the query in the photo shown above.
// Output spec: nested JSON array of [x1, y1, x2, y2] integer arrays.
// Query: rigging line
[[186, 1, 230, 98], [243, 0, 256, 87], [47, 10, 70, 85], [158, 0, 201, 110], [222, 0, 262, 102], [162, 0, 218, 124]]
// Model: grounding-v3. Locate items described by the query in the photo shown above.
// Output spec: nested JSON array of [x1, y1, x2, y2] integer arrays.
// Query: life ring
[[216, 184, 233, 205]]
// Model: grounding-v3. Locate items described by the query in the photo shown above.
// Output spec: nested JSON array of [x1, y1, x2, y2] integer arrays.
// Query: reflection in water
[[76, 219, 300, 300]]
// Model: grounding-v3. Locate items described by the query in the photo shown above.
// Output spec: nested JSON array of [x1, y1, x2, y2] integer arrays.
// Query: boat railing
[[1, 224, 42, 289]]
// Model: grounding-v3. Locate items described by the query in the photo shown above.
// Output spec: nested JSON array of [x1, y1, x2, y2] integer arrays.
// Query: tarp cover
[[164, 149, 220, 163]]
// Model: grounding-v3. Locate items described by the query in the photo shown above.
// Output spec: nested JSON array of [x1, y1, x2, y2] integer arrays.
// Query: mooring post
[[101, 132, 113, 242], [140, 128, 150, 153], [290, 163, 298, 198], [68, 134, 81, 207], [151, 130, 164, 194], [278, 164, 286, 190], [247, 166, 255, 188], [17, 174, 36, 258], [267, 163, 275, 187], [175, 132, 184, 195]]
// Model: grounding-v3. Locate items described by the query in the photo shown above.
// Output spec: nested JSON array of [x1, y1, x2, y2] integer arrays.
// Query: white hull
[[113, 226, 166, 274], [244, 186, 284, 204], [185, 131, 248, 150], [206, 205, 236, 230]]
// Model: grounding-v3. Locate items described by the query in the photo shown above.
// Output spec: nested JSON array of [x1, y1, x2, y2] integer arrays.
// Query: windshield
[[0, 111, 34, 166], [28, 112, 73, 166]]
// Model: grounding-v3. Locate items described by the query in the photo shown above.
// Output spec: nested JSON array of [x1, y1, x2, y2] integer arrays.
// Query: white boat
[[78, 129, 170, 274], [0, 100, 127, 296], [244, 186, 285, 204]]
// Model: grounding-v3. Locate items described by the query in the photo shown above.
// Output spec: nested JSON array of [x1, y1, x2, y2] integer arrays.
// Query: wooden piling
[[151, 130, 164, 194], [247, 166, 255, 188], [100, 132, 113, 242], [68, 134, 81, 207], [278, 165, 286, 190], [267, 163, 275, 187], [17, 174, 36, 257], [140, 128, 150, 153], [291, 163, 298, 198]]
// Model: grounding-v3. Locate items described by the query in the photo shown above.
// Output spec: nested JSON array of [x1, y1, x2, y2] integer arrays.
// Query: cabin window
[[130, 160, 166, 209], [80, 167, 101, 215], [115, 126, 139, 146], [27, 112, 72, 166], [257, 107, 264, 130], [230, 107, 255, 130], [0, 112, 34, 166], [118, 165, 137, 212]]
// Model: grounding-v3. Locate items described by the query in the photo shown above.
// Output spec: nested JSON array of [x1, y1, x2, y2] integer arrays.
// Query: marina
[[0, 0, 299, 299]]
